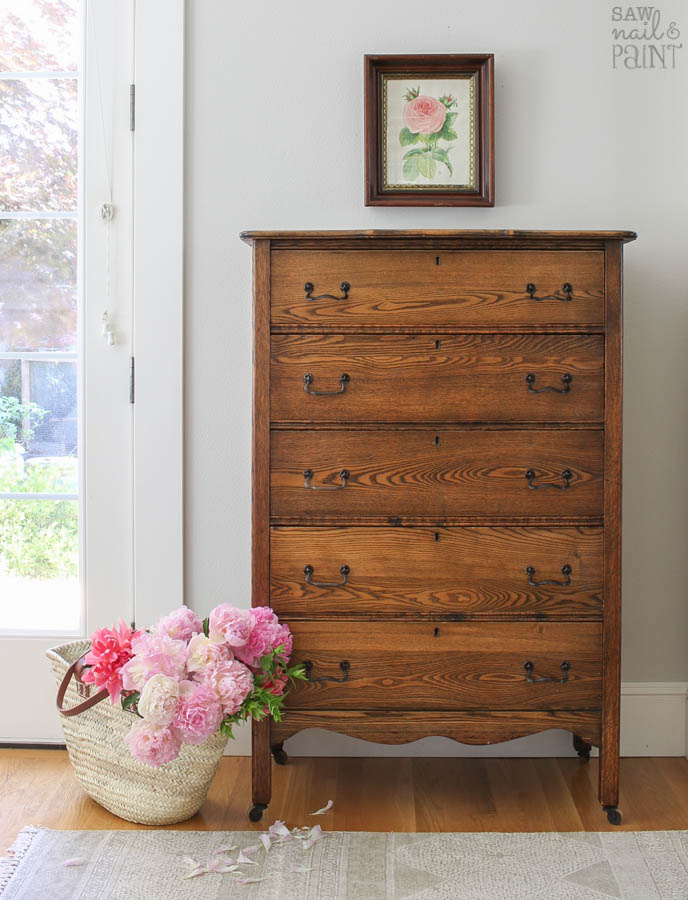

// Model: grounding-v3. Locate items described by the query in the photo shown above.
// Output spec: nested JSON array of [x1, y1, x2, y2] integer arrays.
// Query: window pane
[[0, 77, 77, 211], [1, 360, 77, 493], [0, 498, 79, 632], [0, 0, 79, 72], [0, 218, 76, 351]]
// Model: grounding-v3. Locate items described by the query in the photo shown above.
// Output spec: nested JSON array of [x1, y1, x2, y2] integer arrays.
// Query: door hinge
[[129, 356, 135, 403], [129, 83, 135, 131]]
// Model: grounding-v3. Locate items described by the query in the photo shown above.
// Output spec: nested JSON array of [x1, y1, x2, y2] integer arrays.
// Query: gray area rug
[[2, 826, 688, 899]]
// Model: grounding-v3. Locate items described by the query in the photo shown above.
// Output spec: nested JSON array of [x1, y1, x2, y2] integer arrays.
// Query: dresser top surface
[[240, 229, 637, 246]]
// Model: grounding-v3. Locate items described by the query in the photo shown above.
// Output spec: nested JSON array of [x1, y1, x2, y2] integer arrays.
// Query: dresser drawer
[[285, 621, 602, 710], [270, 430, 604, 520], [271, 250, 604, 326], [270, 525, 603, 619], [271, 333, 604, 424]]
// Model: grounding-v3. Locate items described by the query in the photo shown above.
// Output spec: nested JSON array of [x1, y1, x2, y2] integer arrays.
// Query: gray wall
[[184, 0, 688, 702]]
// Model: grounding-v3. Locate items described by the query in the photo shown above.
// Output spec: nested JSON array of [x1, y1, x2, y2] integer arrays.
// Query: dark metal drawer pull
[[525, 468, 573, 490], [304, 373, 350, 395], [304, 281, 350, 301], [304, 564, 350, 587], [303, 469, 350, 490], [525, 564, 572, 587], [524, 660, 570, 683], [525, 373, 573, 393], [303, 660, 350, 683], [526, 282, 573, 302]]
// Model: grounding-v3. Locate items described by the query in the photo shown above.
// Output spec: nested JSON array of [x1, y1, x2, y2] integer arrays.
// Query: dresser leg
[[251, 718, 271, 821], [598, 725, 620, 823], [572, 734, 591, 761]]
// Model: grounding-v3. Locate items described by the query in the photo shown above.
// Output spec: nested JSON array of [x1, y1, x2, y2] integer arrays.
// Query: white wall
[[184, 0, 688, 754]]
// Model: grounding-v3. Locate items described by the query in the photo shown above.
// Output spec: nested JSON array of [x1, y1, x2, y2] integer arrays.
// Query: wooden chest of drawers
[[242, 229, 636, 825]]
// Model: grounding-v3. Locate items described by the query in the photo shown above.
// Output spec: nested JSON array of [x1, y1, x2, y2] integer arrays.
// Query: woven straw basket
[[47, 641, 227, 826]]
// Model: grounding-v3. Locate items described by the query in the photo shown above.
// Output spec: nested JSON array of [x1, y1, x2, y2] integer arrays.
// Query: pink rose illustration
[[403, 95, 446, 135]]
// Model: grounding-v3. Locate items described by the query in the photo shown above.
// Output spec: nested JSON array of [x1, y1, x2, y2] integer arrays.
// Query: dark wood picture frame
[[364, 54, 494, 207]]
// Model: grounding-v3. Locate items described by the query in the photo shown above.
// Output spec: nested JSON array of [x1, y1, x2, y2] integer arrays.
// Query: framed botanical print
[[364, 54, 494, 207]]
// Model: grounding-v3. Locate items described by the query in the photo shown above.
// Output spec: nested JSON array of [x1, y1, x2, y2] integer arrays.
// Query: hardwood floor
[[2, 750, 688, 855]]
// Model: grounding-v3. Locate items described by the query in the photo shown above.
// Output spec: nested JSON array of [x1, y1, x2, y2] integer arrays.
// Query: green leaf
[[438, 113, 458, 142], [202, 617, 209, 638], [399, 127, 419, 146], [121, 691, 142, 717], [431, 148, 453, 177], [402, 155, 420, 181], [403, 148, 424, 160], [417, 151, 436, 179]]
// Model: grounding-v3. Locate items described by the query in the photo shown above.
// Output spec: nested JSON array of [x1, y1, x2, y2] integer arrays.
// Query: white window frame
[[132, 0, 185, 626], [0, 0, 185, 742]]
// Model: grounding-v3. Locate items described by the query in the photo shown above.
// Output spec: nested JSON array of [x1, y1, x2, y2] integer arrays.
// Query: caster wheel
[[604, 806, 622, 826], [248, 803, 267, 822], [572, 735, 591, 762], [273, 748, 288, 765]]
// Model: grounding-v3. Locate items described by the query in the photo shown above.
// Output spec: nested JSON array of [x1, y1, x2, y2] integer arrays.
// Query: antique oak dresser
[[242, 229, 636, 824]]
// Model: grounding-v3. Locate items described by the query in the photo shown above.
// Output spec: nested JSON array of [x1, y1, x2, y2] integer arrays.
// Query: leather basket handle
[[56, 654, 109, 717]]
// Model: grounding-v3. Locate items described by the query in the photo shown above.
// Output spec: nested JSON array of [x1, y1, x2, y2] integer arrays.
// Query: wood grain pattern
[[271, 333, 604, 424], [247, 230, 634, 820], [270, 525, 603, 619], [241, 229, 638, 246], [272, 710, 602, 747], [271, 429, 604, 519], [271, 250, 604, 326], [286, 621, 602, 710], [2, 751, 685, 844], [251, 240, 271, 807], [600, 240, 623, 809]]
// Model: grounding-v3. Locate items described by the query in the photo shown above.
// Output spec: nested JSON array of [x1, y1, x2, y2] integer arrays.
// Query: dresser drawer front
[[271, 250, 604, 326], [271, 333, 604, 424], [271, 430, 604, 519], [286, 621, 602, 710], [270, 526, 603, 619]]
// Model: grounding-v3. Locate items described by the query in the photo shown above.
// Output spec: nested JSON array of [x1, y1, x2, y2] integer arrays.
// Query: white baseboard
[[225, 682, 688, 758]]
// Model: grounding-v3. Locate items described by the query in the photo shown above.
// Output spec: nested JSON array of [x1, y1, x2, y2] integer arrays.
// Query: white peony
[[137, 673, 180, 726], [185, 633, 230, 673]]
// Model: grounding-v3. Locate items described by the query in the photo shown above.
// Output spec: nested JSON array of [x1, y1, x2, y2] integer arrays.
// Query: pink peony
[[151, 606, 202, 643], [120, 632, 187, 691], [81, 620, 140, 703], [172, 680, 223, 745], [208, 603, 253, 648], [185, 633, 230, 673], [125, 720, 181, 767], [403, 95, 446, 135], [196, 659, 254, 715], [233, 606, 293, 669], [137, 673, 180, 726]]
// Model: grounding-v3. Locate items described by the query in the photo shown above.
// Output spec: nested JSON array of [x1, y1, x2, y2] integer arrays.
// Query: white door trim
[[132, 0, 185, 626]]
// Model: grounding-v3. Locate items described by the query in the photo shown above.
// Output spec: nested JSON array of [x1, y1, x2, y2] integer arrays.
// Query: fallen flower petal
[[236, 877, 266, 886], [182, 856, 200, 868], [240, 843, 260, 854], [291, 864, 313, 873], [310, 799, 334, 816], [214, 844, 237, 855], [268, 820, 291, 839], [260, 834, 271, 852], [237, 850, 258, 865], [213, 864, 240, 874], [61, 858, 86, 868], [303, 824, 324, 849], [182, 867, 207, 879]]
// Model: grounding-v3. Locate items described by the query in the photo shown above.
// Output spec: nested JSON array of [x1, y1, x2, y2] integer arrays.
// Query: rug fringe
[[0, 826, 41, 896]]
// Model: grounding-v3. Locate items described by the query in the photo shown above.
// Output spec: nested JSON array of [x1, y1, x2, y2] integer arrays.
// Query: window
[[0, 0, 81, 632]]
